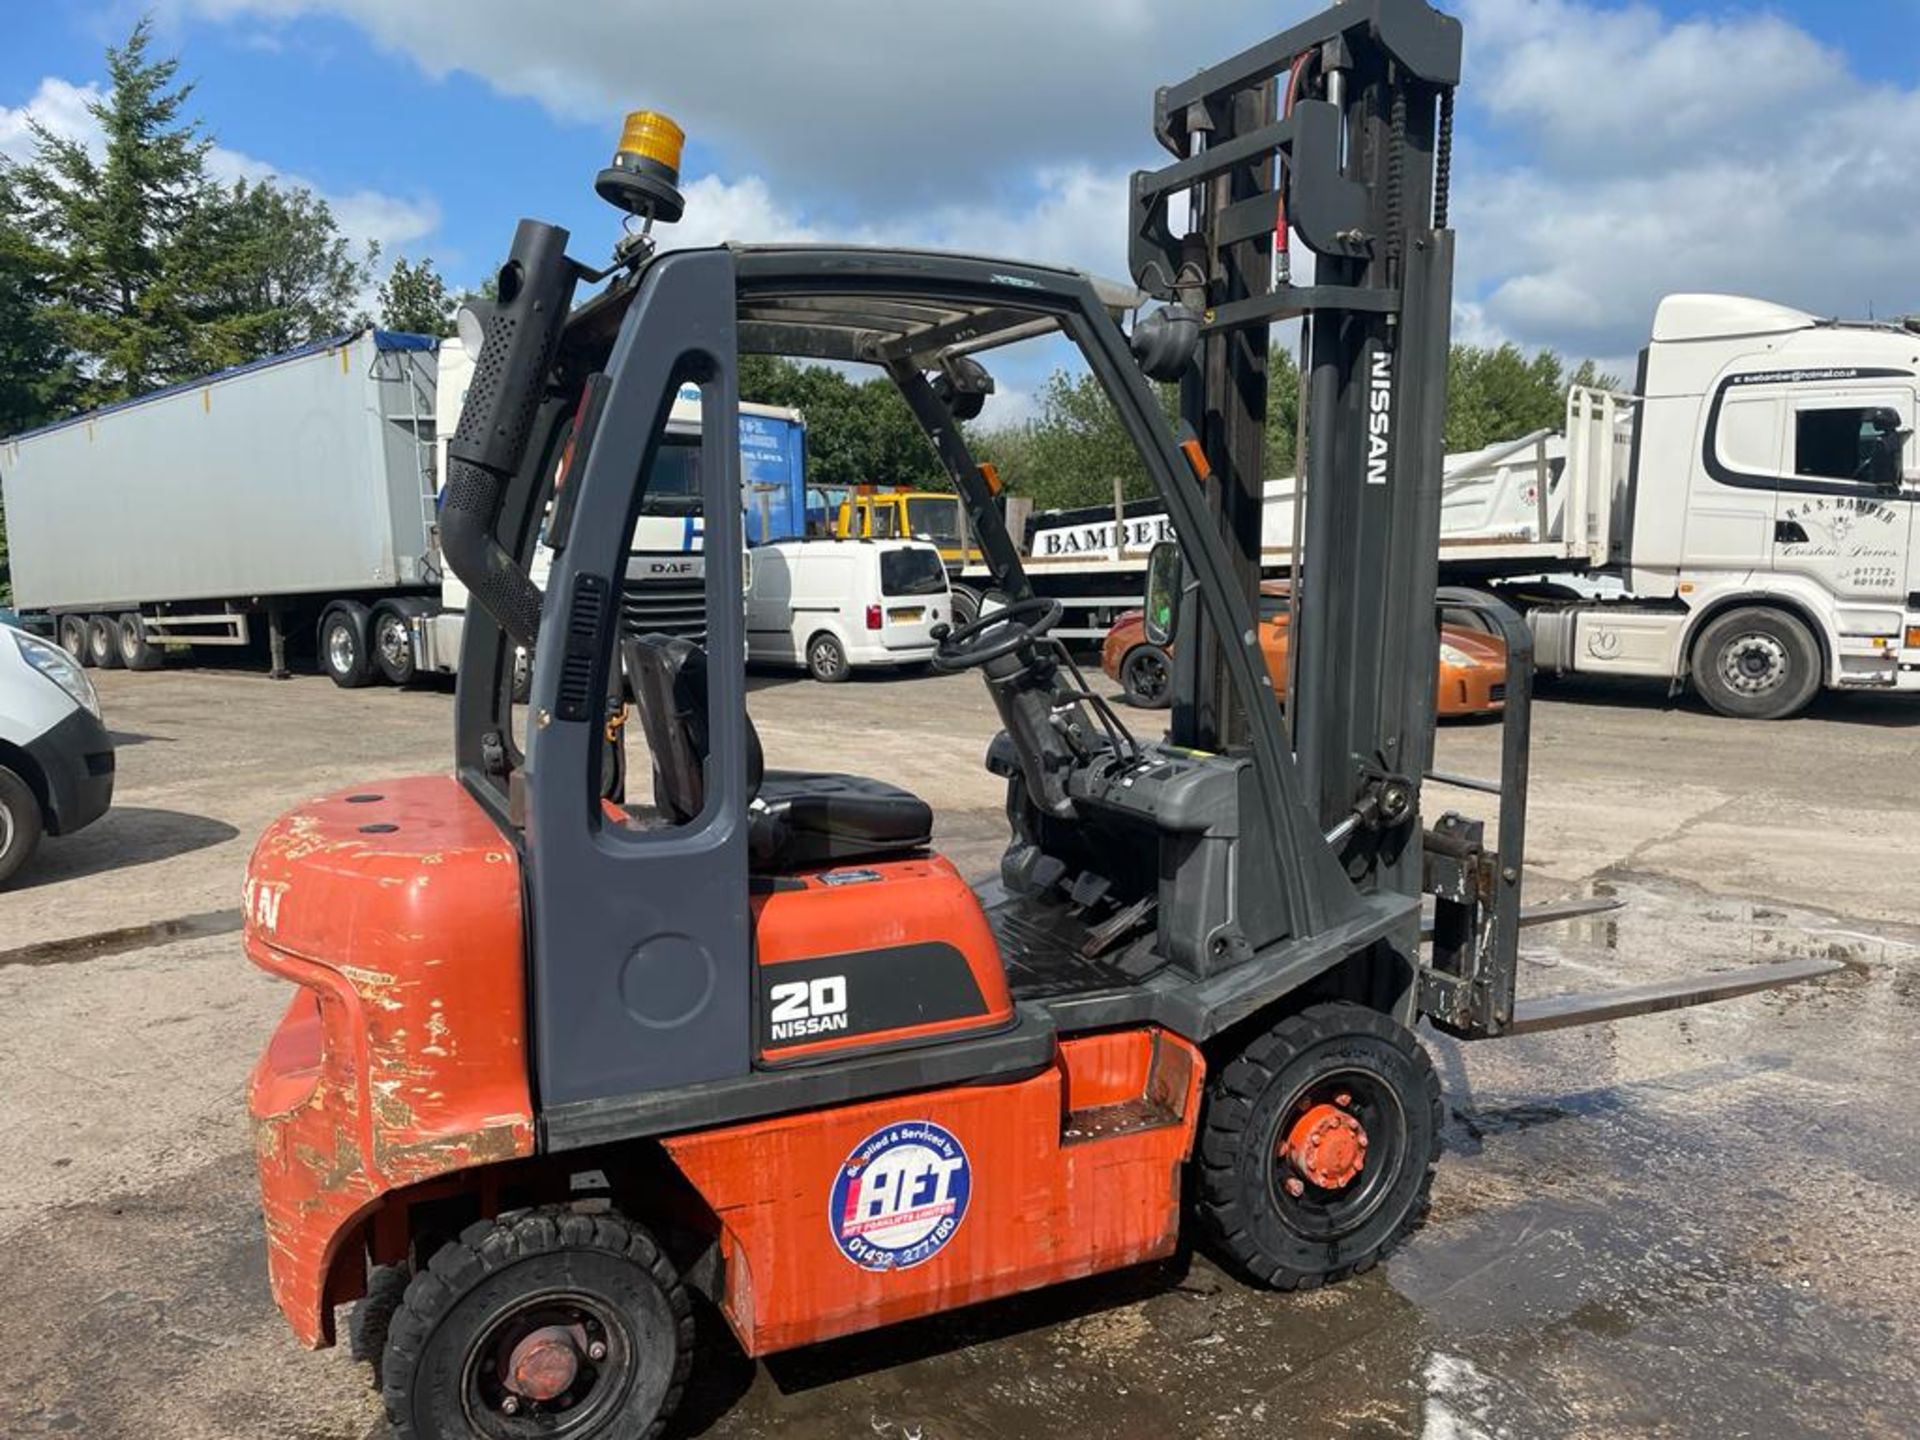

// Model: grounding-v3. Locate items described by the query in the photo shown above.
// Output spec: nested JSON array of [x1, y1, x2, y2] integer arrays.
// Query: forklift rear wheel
[[807, 631, 851, 683], [1120, 645, 1172, 709], [382, 1206, 692, 1440], [1198, 1002, 1440, 1289]]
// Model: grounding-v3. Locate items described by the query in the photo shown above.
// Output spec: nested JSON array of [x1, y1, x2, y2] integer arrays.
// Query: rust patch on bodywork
[[245, 776, 533, 1348]]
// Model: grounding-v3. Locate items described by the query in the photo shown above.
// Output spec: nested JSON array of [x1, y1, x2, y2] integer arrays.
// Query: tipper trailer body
[[1, 330, 441, 673]]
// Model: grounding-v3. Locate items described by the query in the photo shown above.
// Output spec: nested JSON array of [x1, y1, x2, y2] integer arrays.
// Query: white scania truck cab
[[1521, 295, 1919, 719]]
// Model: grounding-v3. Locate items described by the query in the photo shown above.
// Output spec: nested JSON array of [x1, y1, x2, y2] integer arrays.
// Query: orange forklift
[[243, 4, 1839, 1435]]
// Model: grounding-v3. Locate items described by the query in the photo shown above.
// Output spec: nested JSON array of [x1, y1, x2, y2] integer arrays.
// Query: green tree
[[0, 171, 82, 603], [1445, 343, 1619, 452], [380, 255, 457, 336], [11, 19, 210, 401], [180, 178, 372, 367]]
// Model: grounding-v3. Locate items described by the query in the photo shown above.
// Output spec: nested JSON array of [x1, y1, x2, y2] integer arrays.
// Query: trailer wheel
[[372, 606, 418, 686], [1691, 606, 1822, 721], [321, 607, 375, 689], [1120, 644, 1172, 709], [86, 615, 125, 670], [1198, 1002, 1440, 1290], [949, 587, 981, 628], [382, 1206, 692, 1440], [0, 765, 46, 888], [57, 615, 89, 663], [806, 631, 851, 683], [115, 613, 163, 671]]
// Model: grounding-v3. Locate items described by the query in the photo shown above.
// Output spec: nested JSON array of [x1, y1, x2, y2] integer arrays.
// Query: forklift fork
[[1419, 588, 1842, 1039]]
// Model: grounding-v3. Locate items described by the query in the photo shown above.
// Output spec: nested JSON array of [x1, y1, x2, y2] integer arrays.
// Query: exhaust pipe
[[441, 219, 580, 651]]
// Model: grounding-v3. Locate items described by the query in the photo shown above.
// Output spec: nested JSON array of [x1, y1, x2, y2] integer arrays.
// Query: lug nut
[[1284, 1176, 1306, 1197], [1335, 1092, 1353, 1108], [587, 1340, 607, 1362], [500, 1396, 521, 1416]]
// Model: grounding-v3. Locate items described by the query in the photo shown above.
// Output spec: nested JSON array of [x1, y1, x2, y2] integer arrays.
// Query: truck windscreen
[[906, 496, 961, 545], [639, 437, 701, 516], [881, 547, 948, 597]]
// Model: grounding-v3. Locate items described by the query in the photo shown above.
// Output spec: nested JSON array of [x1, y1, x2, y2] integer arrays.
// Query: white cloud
[[124, 0, 1920, 376], [166, 0, 1282, 207], [0, 77, 104, 166], [0, 73, 437, 261], [1450, 0, 1920, 361]]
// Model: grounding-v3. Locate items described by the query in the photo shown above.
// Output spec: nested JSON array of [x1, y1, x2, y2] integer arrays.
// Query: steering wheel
[[931, 596, 1064, 673]]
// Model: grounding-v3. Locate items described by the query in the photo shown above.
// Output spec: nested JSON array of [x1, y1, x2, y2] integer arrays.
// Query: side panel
[[663, 1030, 1204, 1357], [752, 855, 1014, 1063]]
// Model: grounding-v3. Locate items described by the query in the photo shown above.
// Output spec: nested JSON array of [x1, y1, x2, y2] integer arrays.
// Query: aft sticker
[[829, 1121, 971, 1271]]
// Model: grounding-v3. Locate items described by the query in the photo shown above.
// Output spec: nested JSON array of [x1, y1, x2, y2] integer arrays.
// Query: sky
[[1, 0, 1916, 422]]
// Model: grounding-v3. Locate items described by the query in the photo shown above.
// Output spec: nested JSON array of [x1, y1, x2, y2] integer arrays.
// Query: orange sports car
[[1101, 582, 1507, 716]]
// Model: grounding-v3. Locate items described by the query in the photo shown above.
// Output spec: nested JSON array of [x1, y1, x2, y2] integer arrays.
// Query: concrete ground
[[1, 661, 1915, 1439]]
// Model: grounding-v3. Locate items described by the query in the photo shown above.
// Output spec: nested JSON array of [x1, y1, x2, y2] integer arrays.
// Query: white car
[[746, 539, 949, 682], [0, 622, 114, 885]]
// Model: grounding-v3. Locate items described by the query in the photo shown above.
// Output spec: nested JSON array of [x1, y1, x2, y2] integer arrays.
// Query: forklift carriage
[[242, 3, 1838, 1434]]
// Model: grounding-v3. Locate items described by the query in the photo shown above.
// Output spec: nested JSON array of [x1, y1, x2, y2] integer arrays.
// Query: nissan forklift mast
[[1134, 0, 1472, 999]]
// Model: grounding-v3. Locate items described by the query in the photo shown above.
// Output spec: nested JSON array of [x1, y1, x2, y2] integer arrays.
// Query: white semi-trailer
[[1, 330, 443, 681], [3, 333, 809, 689], [1005, 293, 1920, 719]]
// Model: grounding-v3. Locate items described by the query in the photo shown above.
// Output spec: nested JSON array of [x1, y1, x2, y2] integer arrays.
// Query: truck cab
[[1533, 295, 1920, 717], [835, 487, 983, 571]]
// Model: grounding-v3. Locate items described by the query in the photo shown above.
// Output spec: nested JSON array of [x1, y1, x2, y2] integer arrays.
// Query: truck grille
[[621, 580, 708, 642]]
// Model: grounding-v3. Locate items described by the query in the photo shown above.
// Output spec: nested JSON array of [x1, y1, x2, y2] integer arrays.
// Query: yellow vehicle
[[834, 486, 983, 568]]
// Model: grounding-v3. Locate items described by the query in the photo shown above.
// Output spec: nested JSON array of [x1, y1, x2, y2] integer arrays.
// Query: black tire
[[1198, 1002, 1441, 1290], [0, 765, 46, 888], [949, 587, 981, 628], [1691, 606, 1822, 721], [57, 615, 89, 663], [806, 631, 851, 683], [87, 614, 124, 670], [116, 613, 163, 671], [321, 607, 375, 689], [1120, 644, 1172, 709], [372, 606, 418, 686], [382, 1206, 692, 1440], [352, 1262, 412, 1388]]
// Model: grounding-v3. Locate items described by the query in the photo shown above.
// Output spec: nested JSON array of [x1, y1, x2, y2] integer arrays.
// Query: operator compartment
[[752, 854, 1016, 1064], [990, 732, 1284, 990]]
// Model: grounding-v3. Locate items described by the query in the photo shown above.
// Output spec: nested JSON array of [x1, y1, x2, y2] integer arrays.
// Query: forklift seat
[[622, 635, 934, 869]]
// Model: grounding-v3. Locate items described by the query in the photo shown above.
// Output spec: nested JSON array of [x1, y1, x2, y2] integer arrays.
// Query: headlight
[[14, 630, 101, 718], [1437, 642, 1477, 669]]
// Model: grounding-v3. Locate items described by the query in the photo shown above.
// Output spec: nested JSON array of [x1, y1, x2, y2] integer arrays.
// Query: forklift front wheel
[[1198, 1003, 1440, 1290], [381, 1206, 693, 1440]]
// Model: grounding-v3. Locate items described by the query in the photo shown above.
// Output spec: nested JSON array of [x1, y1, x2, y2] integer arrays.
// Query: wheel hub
[[1283, 1101, 1369, 1190], [505, 1324, 584, 1403], [1722, 634, 1786, 695]]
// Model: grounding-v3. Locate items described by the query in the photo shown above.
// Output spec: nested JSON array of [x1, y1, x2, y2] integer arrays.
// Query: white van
[[0, 621, 114, 885], [746, 539, 949, 681]]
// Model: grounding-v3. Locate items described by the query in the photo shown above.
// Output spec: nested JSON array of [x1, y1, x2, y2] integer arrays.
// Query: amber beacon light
[[596, 109, 687, 225]]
